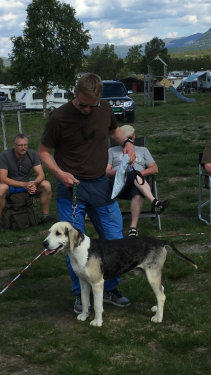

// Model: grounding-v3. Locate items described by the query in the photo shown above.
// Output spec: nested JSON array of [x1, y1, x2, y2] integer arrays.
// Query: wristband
[[123, 138, 134, 148]]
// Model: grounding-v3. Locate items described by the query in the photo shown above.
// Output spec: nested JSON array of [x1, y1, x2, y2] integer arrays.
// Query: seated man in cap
[[106, 125, 169, 236]]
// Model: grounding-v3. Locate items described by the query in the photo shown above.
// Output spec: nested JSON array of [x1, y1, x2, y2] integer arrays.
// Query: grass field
[[0, 90, 211, 375]]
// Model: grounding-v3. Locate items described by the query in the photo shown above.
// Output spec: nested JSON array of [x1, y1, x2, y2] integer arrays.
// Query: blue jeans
[[57, 176, 123, 295]]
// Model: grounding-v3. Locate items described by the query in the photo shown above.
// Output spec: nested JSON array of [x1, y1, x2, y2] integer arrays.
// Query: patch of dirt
[[168, 176, 190, 182], [0, 353, 50, 375], [177, 243, 210, 253], [0, 269, 16, 287]]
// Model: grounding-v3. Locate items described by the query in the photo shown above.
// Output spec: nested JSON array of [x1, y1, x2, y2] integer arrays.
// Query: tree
[[85, 44, 124, 80], [0, 58, 11, 84], [141, 37, 170, 75], [125, 44, 143, 74], [9, 0, 90, 117]]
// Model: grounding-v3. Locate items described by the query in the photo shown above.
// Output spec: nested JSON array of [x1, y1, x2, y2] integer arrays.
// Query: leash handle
[[132, 167, 145, 185], [72, 181, 78, 225]]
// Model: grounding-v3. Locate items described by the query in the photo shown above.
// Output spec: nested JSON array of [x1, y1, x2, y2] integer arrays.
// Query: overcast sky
[[0, 0, 211, 57]]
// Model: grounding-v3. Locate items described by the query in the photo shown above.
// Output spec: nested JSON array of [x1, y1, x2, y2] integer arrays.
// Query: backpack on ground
[[2, 192, 37, 230]]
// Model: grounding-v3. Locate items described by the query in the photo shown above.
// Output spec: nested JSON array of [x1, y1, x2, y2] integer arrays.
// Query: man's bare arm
[[33, 165, 45, 186], [204, 163, 211, 176], [38, 143, 79, 187], [0, 169, 36, 193], [141, 162, 158, 177], [106, 164, 116, 178]]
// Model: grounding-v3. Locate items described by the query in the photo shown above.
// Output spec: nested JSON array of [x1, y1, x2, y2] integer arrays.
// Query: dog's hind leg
[[145, 268, 166, 323], [151, 285, 164, 312], [90, 280, 104, 327], [77, 279, 91, 322]]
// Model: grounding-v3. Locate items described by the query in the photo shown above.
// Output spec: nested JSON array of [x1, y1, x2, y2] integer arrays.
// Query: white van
[[17, 87, 73, 110]]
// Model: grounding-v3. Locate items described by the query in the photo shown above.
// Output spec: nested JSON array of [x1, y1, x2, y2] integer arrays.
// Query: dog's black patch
[[72, 225, 85, 246], [87, 236, 163, 280]]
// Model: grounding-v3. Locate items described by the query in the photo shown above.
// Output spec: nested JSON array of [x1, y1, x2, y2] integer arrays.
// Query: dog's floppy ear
[[66, 226, 84, 253]]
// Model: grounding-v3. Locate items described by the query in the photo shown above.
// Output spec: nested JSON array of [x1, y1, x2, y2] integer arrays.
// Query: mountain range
[[1, 28, 211, 65]]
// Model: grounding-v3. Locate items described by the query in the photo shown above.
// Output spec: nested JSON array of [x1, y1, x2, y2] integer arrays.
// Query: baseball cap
[[120, 125, 135, 137]]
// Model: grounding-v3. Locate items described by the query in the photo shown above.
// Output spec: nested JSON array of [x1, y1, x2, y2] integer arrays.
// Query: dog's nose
[[42, 240, 49, 248]]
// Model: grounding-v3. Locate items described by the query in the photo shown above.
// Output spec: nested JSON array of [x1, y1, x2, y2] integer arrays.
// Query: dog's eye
[[56, 231, 61, 236]]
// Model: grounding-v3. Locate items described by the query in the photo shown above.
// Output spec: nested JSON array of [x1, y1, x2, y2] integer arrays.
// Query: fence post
[[1, 110, 7, 150], [17, 110, 22, 133]]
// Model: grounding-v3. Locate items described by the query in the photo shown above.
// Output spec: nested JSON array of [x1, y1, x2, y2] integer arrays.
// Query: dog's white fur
[[43, 222, 197, 327]]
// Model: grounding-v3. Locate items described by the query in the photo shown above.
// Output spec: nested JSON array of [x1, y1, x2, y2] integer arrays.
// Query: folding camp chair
[[198, 152, 211, 225], [109, 136, 161, 230]]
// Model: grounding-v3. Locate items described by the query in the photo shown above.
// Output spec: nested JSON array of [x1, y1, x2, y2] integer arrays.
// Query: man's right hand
[[24, 181, 37, 194], [57, 171, 80, 187]]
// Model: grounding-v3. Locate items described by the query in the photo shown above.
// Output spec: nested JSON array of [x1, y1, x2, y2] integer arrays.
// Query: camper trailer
[[196, 71, 211, 91], [17, 87, 73, 110], [178, 71, 211, 92]]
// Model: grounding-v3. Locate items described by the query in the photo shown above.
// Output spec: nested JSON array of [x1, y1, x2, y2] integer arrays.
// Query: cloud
[[0, 0, 211, 58], [163, 32, 179, 39], [0, 37, 12, 56]]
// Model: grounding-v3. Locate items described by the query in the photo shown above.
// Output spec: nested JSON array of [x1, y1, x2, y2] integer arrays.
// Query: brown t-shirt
[[41, 99, 118, 179], [201, 139, 211, 165]]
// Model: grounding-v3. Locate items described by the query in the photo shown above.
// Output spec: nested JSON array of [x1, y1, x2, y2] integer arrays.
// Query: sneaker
[[38, 216, 58, 225], [74, 294, 83, 314], [74, 294, 91, 314], [0, 222, 5, 232], [103, 289, 131, 307], [151, 199, 169, 214], [128, 227, 138, 236]]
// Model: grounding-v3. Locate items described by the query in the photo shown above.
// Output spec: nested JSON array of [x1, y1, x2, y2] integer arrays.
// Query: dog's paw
[[77, 312, 89, 321], [151, 315, 162, 323], [151, 305, 157, 312], [90, 319, 102, 327]]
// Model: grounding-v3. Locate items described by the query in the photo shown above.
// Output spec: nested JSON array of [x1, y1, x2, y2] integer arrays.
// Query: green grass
[[1, 90, 211, 374]]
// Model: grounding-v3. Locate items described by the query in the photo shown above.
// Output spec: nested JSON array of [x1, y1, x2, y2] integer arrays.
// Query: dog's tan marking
[[85, 257, 102, 284], [68, 226, 80, 253]]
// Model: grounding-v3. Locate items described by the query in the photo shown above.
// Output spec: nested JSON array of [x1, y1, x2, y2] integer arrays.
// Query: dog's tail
[[165, 241, 198, 269]]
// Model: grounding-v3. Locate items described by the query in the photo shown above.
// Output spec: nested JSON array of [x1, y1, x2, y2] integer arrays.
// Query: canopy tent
[[184, 72, 206, 83]]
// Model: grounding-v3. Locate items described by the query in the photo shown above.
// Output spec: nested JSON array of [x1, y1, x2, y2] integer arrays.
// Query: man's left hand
[[123, 142, 136, 166]]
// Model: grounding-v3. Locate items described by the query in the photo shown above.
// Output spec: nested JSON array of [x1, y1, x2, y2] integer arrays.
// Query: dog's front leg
[[90, 280, 104, 327], [77, 279, 91, 322]]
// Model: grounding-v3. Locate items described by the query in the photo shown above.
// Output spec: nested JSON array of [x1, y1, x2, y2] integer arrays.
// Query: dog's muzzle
[[42, 240, 63, 256]]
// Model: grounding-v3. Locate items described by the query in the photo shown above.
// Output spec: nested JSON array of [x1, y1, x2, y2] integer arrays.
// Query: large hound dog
[[43, 222, 197, 327]]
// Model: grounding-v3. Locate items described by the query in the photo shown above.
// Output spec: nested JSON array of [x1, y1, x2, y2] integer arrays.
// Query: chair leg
[[198, 173, 211, 225], [152, 176, 161, 230]]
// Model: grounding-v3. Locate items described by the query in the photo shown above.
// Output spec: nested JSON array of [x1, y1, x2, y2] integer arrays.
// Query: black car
[[101, 81, 135, 122], [0, 95, 11, 103]]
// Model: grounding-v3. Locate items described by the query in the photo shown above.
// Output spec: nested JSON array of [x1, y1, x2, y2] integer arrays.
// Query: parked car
[[101, 81, 135, 122], [0, 95, 11, 103]]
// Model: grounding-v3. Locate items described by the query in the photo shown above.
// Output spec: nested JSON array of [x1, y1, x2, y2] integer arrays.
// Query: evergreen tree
[[141, 37, 170, 76], [85, 44, 124, 80], [125, 44, 143, 74]]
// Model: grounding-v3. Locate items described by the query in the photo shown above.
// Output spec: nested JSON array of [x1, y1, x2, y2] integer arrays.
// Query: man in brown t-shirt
[[38, 73, 136, 314]]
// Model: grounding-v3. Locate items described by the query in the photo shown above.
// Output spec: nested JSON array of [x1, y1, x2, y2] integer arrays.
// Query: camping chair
[[198, 152, 211, 225], [108, 136, 161, 230]]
